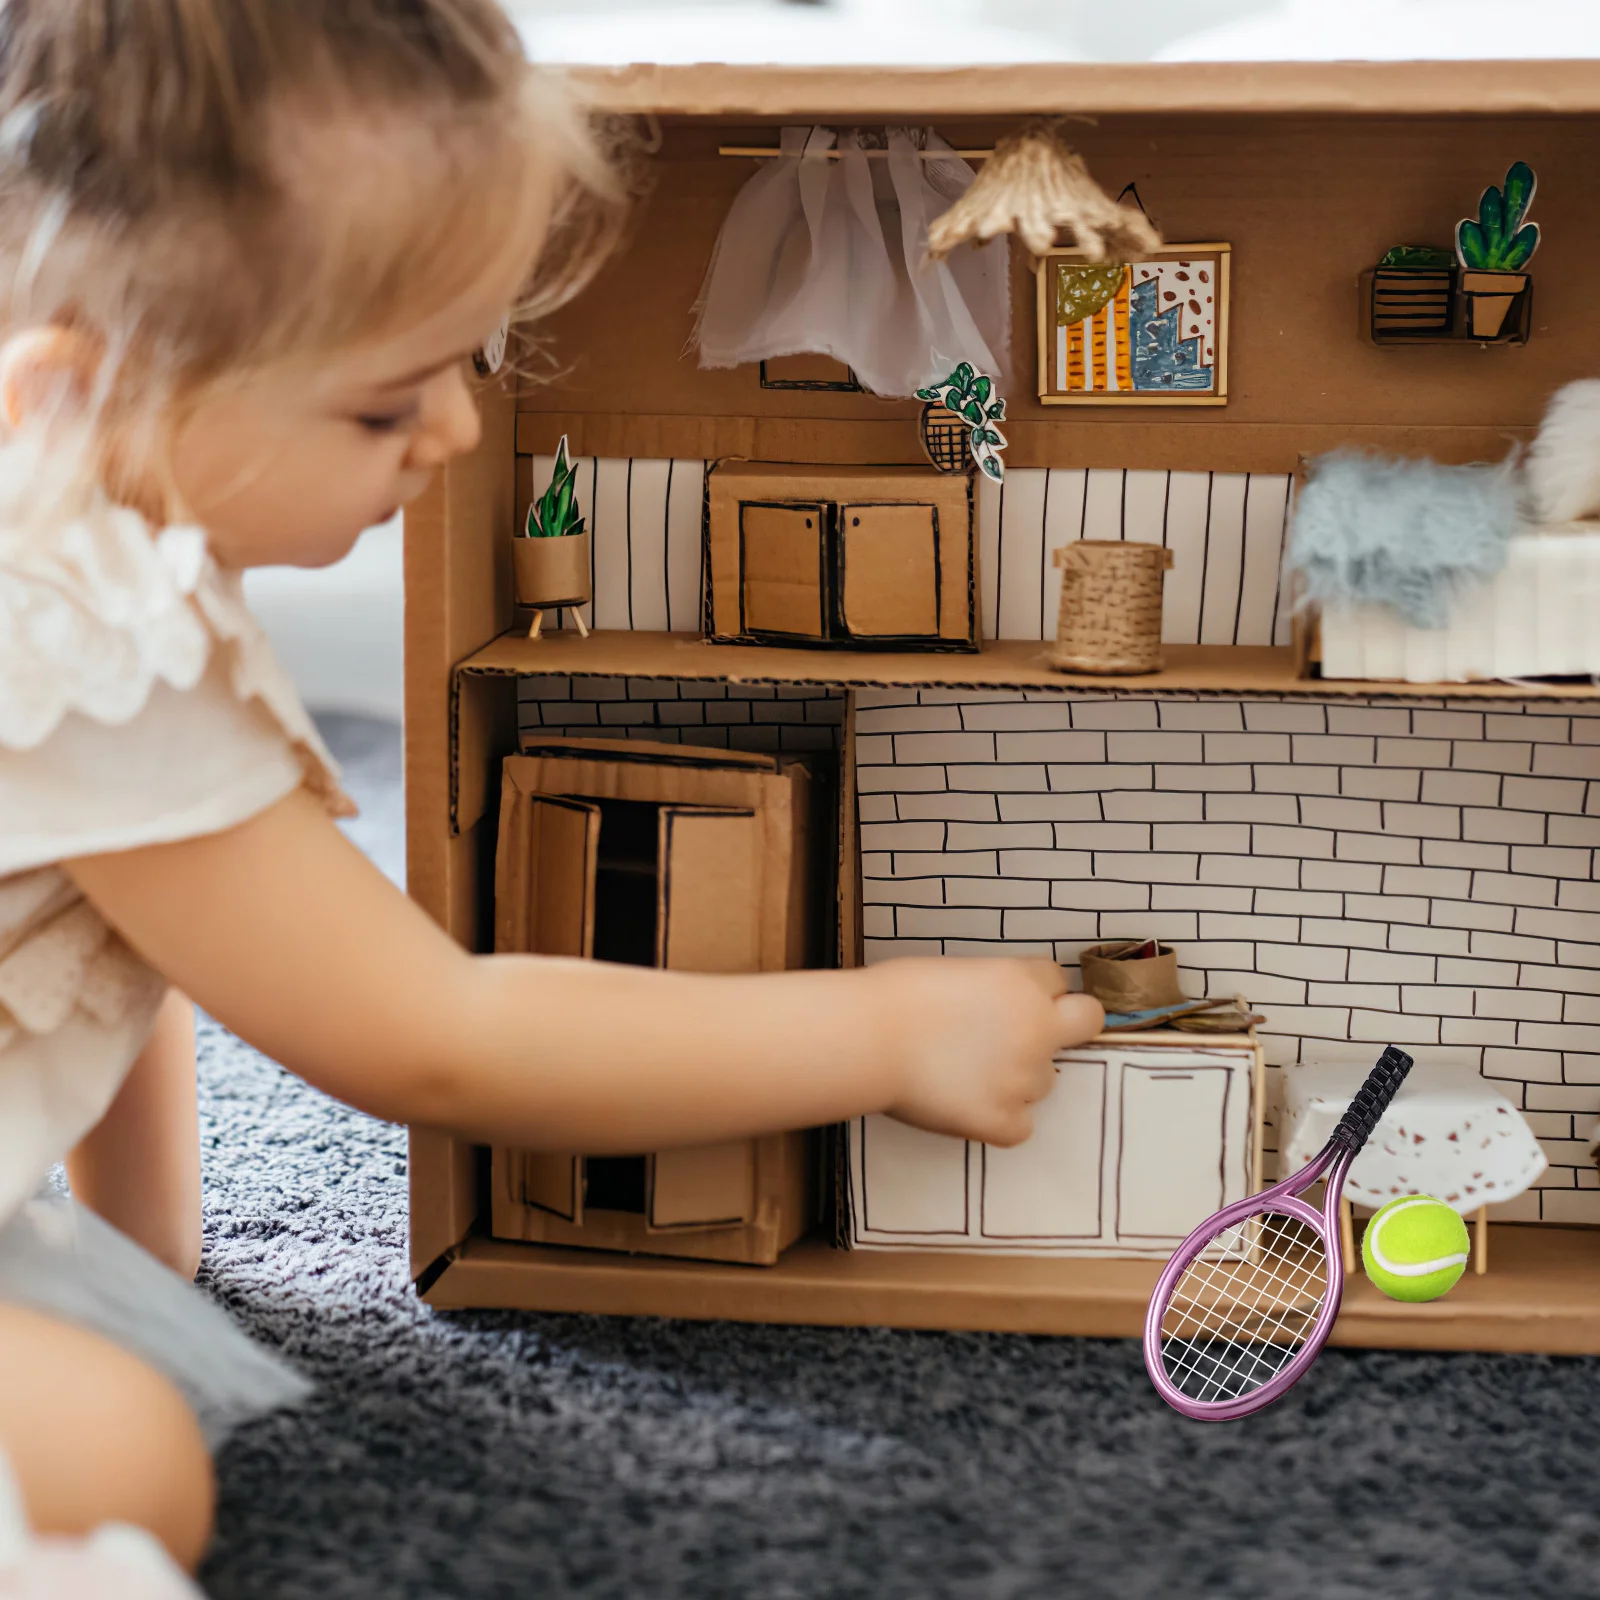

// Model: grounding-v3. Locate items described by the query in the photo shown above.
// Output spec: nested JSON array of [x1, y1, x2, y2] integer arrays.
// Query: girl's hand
[[874, 958, 1104, 1146]]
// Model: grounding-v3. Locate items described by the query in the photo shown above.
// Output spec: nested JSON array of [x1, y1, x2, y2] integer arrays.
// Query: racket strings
[[1159, 1210, 1329, 1405]]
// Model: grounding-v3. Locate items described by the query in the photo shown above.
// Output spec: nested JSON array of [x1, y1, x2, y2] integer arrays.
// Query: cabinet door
[[838, 503, 940, 639], [495, 793, 600, 1223], [1115, 1059, 1235, 1242], [740, 501, 827, 638], [647, 805, 764, 1230], [494, 793, 599, 961], [980, 1057, 1106, 1239], [856, 1115, 971, 1238]]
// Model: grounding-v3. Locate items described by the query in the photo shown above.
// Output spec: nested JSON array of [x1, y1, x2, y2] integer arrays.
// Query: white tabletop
[[1281, 1060, 1547, 1213]]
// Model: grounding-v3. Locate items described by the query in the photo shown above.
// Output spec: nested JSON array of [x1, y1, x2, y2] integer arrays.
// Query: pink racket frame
[[1142, 1136, 1356, 1423]]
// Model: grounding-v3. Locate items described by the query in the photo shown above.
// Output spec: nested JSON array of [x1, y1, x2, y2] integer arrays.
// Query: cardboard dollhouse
[[405, 61, 1600, 1354]]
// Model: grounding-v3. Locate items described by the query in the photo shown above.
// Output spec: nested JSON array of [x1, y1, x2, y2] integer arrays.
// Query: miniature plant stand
[[1281, 1061, 1548, 1276], [514, 433, 592, 639]]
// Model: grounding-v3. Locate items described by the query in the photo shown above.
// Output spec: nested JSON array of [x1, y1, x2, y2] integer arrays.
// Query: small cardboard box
[[706, 461, 977, 651], [490, 736, 824, 1266]]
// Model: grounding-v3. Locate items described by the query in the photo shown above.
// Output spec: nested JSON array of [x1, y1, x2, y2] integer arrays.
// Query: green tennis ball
[[1360, 1195, 1471, 1303]]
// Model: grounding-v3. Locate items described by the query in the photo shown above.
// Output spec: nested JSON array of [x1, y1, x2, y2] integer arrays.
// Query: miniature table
[[1281, 1061, 1548, 1275]]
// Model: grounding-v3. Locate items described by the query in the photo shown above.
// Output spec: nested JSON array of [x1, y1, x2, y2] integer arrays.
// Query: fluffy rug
[[196, 716, 1600, 1600]]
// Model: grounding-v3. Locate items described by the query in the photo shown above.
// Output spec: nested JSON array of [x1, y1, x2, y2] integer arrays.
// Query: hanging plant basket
[[920, 405, 970, 474], [914, 363, 1008, 482]]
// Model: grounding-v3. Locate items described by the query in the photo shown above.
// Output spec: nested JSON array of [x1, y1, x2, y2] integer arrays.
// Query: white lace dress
[[0, 478, 356, 1446]]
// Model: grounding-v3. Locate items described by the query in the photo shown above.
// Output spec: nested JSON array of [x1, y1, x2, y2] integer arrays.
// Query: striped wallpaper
[[525, 455, 1293, 647]]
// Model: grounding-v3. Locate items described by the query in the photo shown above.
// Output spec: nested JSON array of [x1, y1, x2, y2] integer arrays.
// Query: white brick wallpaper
[[524, 456, 1292, 648], [855, 688, 1600, 1225]]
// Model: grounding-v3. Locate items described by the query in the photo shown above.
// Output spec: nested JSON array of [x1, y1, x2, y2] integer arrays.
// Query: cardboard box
[[706, 462, 976, 651], [490, 736, 823, 1265], [842, 1031, 1265, 1258], [405, 63, 1600, 1350]]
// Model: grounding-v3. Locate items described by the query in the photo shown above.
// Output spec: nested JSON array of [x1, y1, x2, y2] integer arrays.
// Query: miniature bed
[[405, 60, 1600, 1356]]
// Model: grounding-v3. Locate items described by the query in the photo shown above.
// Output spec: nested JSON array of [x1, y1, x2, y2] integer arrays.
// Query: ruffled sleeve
[[0, 485, 355, 878]]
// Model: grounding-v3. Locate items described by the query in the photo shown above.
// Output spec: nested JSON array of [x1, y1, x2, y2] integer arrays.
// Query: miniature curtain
[[691, 126, 1010, 399]]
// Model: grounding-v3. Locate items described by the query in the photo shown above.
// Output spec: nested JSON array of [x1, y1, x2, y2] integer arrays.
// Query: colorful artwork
[[1036, 244, 1230, 407]]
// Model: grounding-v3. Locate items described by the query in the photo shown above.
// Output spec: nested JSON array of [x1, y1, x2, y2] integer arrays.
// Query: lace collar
[[0, 469, 354, 816]]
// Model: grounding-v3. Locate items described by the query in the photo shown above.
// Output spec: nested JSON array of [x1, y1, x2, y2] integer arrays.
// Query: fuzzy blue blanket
[[1286, 450, 1520, 627]]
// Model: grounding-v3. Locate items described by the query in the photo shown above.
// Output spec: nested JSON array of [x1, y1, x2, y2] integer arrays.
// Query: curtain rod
[[718, 144, 993, 160]]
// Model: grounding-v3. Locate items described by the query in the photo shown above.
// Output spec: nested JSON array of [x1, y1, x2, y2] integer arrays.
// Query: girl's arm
[[67, 787, 1101, 1152], [65, 988, 202, 1279]]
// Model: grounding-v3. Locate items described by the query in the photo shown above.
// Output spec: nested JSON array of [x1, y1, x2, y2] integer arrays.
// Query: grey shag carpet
[[195, 715, 1600, 1600]]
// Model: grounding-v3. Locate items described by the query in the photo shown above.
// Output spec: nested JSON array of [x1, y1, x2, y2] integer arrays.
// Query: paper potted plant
[[514, 434, 591, 639], [1456, 161, 1539, 339], [1369, 244, 1456, 338], [915, 362, 1008, 481]]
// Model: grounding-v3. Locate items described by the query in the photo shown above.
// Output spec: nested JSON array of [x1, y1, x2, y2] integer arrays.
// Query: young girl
[[0, 0, 1104, 1577]]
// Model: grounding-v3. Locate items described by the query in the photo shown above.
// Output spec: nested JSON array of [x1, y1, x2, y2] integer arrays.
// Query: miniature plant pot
[[514, 533, 592, 638], [920, 404, 971, 475], [1459, 270, 1528, 338], [1370, 265, 1454, 337], [1051, 539, 1173, 675]]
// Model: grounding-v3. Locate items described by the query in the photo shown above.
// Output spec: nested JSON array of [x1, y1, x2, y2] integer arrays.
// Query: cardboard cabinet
[[708, 463, 976, 650], [490, 737, 822, 1265], [843, 1037, 1264, 1257]]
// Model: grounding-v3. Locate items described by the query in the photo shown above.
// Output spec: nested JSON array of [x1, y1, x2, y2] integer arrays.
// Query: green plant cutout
[[523, 434, 586, 538], [1456, 162, 1540, 273], [1379, 244, 1455, 270], [1056, 262, 1128, 325], [915, 362, 1009, 482]]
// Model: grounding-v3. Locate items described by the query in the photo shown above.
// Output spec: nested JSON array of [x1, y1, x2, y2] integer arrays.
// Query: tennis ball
[[1360, 1195, 1470, 1303]]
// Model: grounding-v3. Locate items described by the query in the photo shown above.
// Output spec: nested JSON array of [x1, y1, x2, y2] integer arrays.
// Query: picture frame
[[1036, 243, 1231, 407]]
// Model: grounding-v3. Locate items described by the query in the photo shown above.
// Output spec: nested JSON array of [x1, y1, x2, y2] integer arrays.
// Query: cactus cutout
[[1456, 162, 1540, 274]]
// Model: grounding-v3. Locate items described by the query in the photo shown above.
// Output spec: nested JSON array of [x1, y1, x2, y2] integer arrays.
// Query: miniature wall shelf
[[457, 630, 1600, 703], [1363, 269, 1532, 348]]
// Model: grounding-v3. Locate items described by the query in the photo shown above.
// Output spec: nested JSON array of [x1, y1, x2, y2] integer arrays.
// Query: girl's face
[[165, 268, 516, 570]]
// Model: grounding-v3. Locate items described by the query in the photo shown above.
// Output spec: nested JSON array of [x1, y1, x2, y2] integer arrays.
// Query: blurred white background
[[250, 0, 1599, 721]]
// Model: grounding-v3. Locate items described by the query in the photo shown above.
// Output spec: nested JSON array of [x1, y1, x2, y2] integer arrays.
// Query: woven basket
[[920, 406, 969, 474], [1051, 540, 1173, 674]]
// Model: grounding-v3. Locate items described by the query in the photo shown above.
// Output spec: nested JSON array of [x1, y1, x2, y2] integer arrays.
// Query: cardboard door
[[496, 792, 600, 1224], [980, 1057, 1106, 1240], [647, 805, 763, 1229], [837, 503, 940, 639], [1115, 1059, 1234, 1242], [740, 502, 827, 638]]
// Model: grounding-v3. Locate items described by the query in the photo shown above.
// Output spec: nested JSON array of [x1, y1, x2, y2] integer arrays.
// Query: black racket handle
[[1330, 1046, 1414, 1154]]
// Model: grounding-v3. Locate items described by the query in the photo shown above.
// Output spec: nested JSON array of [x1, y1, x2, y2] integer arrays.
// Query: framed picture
[[1036, 243, 1230, 406]]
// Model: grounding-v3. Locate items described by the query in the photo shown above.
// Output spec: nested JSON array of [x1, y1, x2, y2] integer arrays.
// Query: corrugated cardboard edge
[[563, 60, 1600, 118]]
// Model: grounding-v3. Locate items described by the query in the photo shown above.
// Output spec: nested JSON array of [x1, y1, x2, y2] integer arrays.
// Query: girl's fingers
[[978, 1105, 1036, 1149], [1016, 957, 1070, 999], [1052, 991, 1105, 1049]]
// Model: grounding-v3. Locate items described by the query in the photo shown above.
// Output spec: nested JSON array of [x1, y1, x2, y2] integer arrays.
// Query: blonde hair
[[0, 0, 627, 421]]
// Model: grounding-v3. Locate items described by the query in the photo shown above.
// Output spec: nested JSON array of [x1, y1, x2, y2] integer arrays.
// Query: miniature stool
[[1280, 1061, 1548, 1276]]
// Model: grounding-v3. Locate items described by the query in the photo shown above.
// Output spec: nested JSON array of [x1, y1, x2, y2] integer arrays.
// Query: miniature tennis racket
[[1143, 1044, 1414, 1422]]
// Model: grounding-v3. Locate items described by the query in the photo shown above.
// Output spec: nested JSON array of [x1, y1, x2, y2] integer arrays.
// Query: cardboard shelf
[[460, 631, 1600, 702], [426, 1224, 1600, 1356]]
